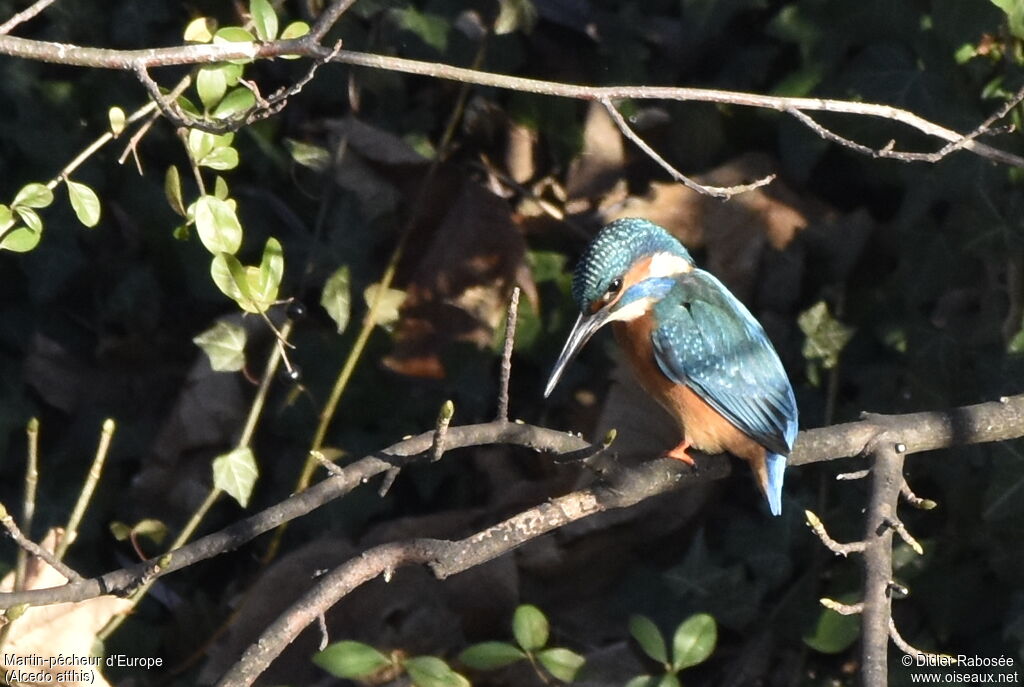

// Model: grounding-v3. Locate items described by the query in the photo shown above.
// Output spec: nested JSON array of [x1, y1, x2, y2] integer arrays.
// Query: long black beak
[[543, 309, 611, 398]]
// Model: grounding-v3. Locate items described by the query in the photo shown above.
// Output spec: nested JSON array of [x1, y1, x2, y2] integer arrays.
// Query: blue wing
[[650, 270, 798, 458]]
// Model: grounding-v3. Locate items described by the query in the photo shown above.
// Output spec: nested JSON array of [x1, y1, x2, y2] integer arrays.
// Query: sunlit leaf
[[213, 26, 257, 63], [313, 641, 391, 678], [0, 204, 14, 229], [193, 320, 248, 372], [363, 283, 406, 332], [0, 226, 41, 252], [212, 447, 258, 507], [213, 87, 256, 119], [798, 301, 854, 369], [66, 180, 101, 227], [512, 605, 548, 652], [214, 176, 230, 200], [15, 207, 42, 233], [193, 195, 242, 254], [538, 648, 584, 682], [131, 519, 168, 544], [284, 139, 331, 171], [457, 642, 525, 670], [108, 106, 126, 135], [109, 521, 132, 541], [629, 615, 668, 664], [321, 266, 352, 334], [199, 146, 240, 171], [211, 253, 255, 310], [197, 64, 229, 109], [250, 0, 279, 41], [495, 0, 537, 35], [13, 183, 53, 209], [403, 656, 469, 687], [184, 16, 216, 42], [671, 613, 716, 671], [252, 237, 284, 306]]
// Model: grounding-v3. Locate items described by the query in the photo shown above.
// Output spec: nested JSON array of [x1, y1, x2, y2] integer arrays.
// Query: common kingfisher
[[544, 218, 798, 515]]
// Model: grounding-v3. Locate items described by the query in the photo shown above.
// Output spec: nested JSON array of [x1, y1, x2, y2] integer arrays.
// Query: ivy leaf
[[671, 613, 717, 671], [313, 641, 391, 679], [537, 648, 585, 682], [165, 166, 186, 217], [212, 447, 258, 507], [403, 657, 469, 687], [457, 642, 526, 670], [250, 0, 279, 41], [798, 301, 854, 369], [13, 183, 54, 209], [66, 180, 101, 227], [193, 195, 242, 255], [193, 320, 248, 372], [629, 615, 668, 665], [321, 266, 352, 334], [0, 226, 41, 252], [512, 605, 549, 652], [363, 283, 406, 332]]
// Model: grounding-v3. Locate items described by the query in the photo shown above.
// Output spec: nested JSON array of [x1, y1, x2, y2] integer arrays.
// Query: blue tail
[[765, 453, 786, 516]]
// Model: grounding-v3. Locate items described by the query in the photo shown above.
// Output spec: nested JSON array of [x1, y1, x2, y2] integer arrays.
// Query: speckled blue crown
[[571, 218, 693, 310]]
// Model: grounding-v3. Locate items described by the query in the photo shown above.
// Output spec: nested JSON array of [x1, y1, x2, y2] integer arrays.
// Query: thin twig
[[886, 517, 924, 555], [55, 418, 116, 561], [804, 509, 866, 557], [312, 450, 346, 479], [601, 97, 776, 199], [837, 468, 870, 481], [820, 598, 864, 615], [889, 618, 955, 662], [0, 0, 59, 36], [496, 287, 520, 421], [0, 504, 82, 582], [15, 417, 40, 592], [900, 478, 937, 510], [430, 401, 454, 462]]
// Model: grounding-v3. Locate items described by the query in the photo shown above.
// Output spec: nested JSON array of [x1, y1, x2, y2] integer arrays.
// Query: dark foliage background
[[0, 1, 1023, 685]]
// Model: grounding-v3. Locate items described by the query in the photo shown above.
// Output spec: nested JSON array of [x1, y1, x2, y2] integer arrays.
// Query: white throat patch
[[647, 251, 692, 279]]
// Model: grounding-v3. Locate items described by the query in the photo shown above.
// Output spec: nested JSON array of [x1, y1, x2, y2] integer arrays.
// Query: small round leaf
[[108, 107, 126, 135], [671, 613, 716, 671], [184, 17, 216, 42], [629, 615, 668, 665], [250, 0, 279, 41], [212, 447, 258, 507], [0, 226, 40, 253], [165, 166, 186, 217], [197, 65, 229, 109], [313, 641, 390, 678], [66, 180, 101, 227], [213, 88, 256, 119], [403, 656, 469, 687], [198, 146, 240, 171], [512, 604, 549, 652], [538, 647, 585, 682], [13, 183, 53, 209], [321, 266, 352, 334], [194, 195, 242, 255], [457, 642, 525, 670]]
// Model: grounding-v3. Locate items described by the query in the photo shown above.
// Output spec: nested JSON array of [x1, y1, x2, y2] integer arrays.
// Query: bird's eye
[[606, 278, 623, 296]]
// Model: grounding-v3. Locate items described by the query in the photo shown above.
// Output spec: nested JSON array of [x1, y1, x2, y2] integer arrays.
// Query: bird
[[544, 217, 798, 515]]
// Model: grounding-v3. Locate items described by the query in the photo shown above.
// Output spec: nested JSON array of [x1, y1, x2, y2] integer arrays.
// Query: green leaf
[[13, 183, 54, 209], [165, 166, 186, 217], [66, 180, 101, 227], [15, 207, 42, 233], [495, 0, 537, 35], [393, 8, 449, 52], [252, 237, 284, 306], [198, 146, 240, 171], [250, 0, 279, 41], [108, 106, 126, 135], [403, 656, 469, 687], [284, 139, 331, 171], [187, 129, 234, 161], [281, 20, 310, 39], [629, 615, 668, 664], [803, 602, 861, 654], [193, 320, 248, 372], [992, 0, 1024, 39], [671, 613, 716, 671], [197, 64, 229, 109], [798, 301, 854, 369], [363, 283, 406, 332], [512, 604, 549, 652], [538, 648, 585, 682], [214, 176, 230, 200], [212, 447, 258, 507], [0, 204, 14, 230], [625, 677, 660, 687], [193, 195, 243, 254], [657, 675, 682, 687], [457, 642, 526, 670], [211, 253, 257, 310], [313, 641, 390, 679], [1, 226, 41, 252], [213, 87, 256, 119], [184, 17, 216, 42], [131, 518, 168, 544], [214, 26, 256, 43], [321, 266, 352, 334], [109, 521, 132, 541]]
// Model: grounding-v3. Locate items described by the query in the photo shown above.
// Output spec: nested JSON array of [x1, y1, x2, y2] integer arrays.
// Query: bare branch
[[820, 598, 864, 615], [889, 618, 954, 662], [805, 509, 866, 557], [430, 401, 454, 462], [496, 287, 520, 421], [886, 517, 924, 555], [601, 98, 776, 199], [836, 468, 870, 481], [900, 478, 937, 510], [0, 0, 59, 36], [0, 505, 82, 583]]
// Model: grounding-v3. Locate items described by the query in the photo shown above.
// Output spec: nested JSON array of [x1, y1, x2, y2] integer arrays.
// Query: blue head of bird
[[544, 218, 694, 397]]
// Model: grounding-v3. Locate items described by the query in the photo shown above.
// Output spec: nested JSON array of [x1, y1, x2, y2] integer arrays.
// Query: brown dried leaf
[[0, 530, 132, 687], [384, 181, 529, 378]]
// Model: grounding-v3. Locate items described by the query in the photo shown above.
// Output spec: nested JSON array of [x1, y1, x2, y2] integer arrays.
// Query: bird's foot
[[665, 441, 697, 470]]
